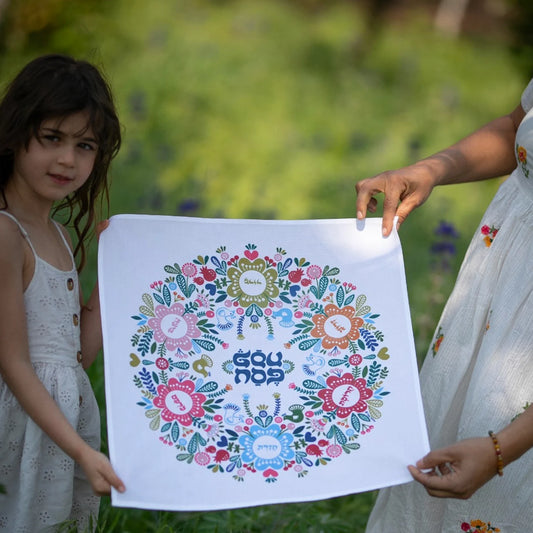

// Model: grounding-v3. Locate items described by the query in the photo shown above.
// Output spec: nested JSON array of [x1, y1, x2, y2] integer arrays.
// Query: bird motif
[[216, 307, 236, 330], [302, 353, 325, 376], [272, 308, 294, 328]]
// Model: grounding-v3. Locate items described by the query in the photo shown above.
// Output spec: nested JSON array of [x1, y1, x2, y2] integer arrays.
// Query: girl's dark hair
[[0, 54, 121, 270]]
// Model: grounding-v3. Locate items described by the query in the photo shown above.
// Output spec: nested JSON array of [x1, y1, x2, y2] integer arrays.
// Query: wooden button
[[77, 351, 83, 363], [73, 314, 79, 326], [67, 278, 74, 291]]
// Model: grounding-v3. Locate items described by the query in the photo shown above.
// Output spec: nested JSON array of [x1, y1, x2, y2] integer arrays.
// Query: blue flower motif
[[239, 424, 294, 471]]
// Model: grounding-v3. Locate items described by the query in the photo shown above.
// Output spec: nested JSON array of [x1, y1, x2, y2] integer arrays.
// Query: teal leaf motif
[[336, 285, 345, 307], [193, 338, 215, 351], [302, 379, 326, 390], [298, 338, 321, 351], [163, 284, 171, 306], [196, 381, 218, 393]]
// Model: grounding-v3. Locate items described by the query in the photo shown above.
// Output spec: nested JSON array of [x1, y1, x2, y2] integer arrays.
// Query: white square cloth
[[99, 215, 428, 511]]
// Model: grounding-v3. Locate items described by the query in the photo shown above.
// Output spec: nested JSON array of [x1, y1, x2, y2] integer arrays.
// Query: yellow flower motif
[[310, 304, 363, 350], [227, 257, 279, 308]]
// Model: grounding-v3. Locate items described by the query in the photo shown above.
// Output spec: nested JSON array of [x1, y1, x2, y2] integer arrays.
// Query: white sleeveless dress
[[366, 80, 533, 533], [0, 213, 100, 533]]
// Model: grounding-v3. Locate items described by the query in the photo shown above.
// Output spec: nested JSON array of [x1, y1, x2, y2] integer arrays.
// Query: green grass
[[0, 0, 526, 530]]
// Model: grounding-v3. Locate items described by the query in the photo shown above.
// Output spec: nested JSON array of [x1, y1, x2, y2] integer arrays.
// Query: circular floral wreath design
[[130, 244, 391, 483]]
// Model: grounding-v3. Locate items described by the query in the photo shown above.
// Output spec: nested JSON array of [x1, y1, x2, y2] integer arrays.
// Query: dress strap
[[0, 210, 38, 257], [51, 219, 76, 270]]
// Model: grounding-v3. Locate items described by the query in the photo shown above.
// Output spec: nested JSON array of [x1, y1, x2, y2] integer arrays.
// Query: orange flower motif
[[517, 145, 527, 164], [310, 304, 363, 349]]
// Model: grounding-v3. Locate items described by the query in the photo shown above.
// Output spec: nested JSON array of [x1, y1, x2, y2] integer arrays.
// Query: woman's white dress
[[366, 79, 533, 533], [0, 213, 100, 533]]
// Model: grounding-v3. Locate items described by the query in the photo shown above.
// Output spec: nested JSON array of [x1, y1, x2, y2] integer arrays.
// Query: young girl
[[0, 55, 125, 532]]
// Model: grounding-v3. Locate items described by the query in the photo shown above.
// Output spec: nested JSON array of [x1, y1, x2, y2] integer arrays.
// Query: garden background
[[0, 0, 531, 531]]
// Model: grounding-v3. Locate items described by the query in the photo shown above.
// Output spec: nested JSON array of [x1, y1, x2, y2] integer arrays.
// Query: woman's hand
[[407, 437, 497, 499], [355, 162, 438, 237]]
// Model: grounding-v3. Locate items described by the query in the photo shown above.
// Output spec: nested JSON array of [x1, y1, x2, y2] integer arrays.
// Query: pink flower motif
[[153, 378, 206, 425], [194, 452, 210, 465], [481, 225, 490, 236], [318, 373, 373, 418], [148, 303, 201, 351], [326, 444, 342, 458], [306, 265, 323, 279], [349, 354, 363, 366], [461, 523, 471, 532], [182, 262, 197, 277]]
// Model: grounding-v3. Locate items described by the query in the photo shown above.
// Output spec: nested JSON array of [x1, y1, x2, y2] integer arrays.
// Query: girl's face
[[12, 111, 98, 205]]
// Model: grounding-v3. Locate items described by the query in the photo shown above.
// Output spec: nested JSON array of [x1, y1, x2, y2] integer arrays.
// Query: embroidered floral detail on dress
[[511, 401, 531, 422], [431, 326, 444, 356], [516, 143, 529, 178], [461, 519, 500, 532], [480, 225, 499, 247]]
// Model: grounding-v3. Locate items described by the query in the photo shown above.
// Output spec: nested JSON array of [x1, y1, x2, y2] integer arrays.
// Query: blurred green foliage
[[0, 1, 529, 531]]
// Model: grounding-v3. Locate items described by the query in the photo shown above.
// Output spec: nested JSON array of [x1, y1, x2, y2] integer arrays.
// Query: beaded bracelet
[[488, 430, 504, 476]]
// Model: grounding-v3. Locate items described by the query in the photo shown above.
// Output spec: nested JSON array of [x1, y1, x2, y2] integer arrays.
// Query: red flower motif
[[305, 444, 322, 456], [155, 357, 169, 370], [288, 269, 304, 283], [517, 145, 527, 163], [215, 449, 230, 463], [153, 378, 206, 426], [349, 353, 363, 366], [201, 266, 217, 281], [318, 373, 373, 418]]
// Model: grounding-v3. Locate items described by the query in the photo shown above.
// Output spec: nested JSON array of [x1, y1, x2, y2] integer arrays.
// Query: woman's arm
[[408, 404, 533, 499], [0, 219, 124, 495], [355, 103, 525, 236]]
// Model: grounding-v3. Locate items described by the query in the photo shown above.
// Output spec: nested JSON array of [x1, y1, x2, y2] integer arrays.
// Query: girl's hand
[[78, 446, 125, 496], [95, 219, 109, 240], [355, 162, 437, 237], [407, 437, 497, 499]]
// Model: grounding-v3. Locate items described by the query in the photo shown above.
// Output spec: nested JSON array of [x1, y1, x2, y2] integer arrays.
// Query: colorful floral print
[[431, 326, 444, 356], [130, 243, 391, 483], [516, 143, 529, 178], [460, 519, 500, 532], [481, 225, 499, 247]]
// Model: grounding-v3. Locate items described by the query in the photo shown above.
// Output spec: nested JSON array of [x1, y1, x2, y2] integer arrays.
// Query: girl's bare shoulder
[[0, 214, 26, 271]]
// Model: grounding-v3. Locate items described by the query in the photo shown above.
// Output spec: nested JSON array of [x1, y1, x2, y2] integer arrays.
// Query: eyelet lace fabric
[[366, 81, 533, 533], [0, 212, 101, 532]]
